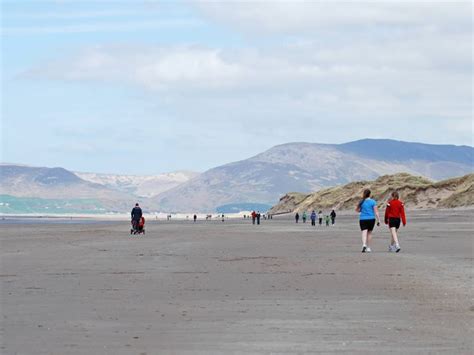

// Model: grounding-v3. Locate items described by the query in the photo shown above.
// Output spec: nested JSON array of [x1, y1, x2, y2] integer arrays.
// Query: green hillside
[[0, 195, 106, 214]]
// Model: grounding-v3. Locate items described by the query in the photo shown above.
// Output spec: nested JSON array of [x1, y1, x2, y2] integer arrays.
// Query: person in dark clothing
[[330, 210, 336, 225], [256, 211, 261, 225], [251, 211, 256, 225], [310, 210, 317, 226], [193, 214, 197, 222], [295, 212, 300, 223], [131, 203, 142, 231]]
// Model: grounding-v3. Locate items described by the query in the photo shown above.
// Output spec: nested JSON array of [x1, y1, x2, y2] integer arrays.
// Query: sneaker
[[366, 247, 372, 253], [395, 245, 401, 253], [361, 245, 367, 253], [388, 245, 395, 252]]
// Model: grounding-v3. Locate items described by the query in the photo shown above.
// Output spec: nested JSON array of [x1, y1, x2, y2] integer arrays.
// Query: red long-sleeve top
[[384, 199, 406, 225]]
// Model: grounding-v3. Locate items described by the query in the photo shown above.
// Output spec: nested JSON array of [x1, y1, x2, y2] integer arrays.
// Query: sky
[[1, 0, 472, 175]]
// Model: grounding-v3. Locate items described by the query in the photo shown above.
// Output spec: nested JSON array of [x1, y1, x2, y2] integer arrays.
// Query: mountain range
[[75, 171, 199, 198], [154, 139, 473, 211], [1, 139, 473, 213], [0, 164, 196, 214]]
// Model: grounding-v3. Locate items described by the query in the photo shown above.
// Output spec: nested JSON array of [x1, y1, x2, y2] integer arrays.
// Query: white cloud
[[2, 19, 203, 35], [193, 1, 470, 33], [25, 46, 250, 89], [19, 1, 473, 147]]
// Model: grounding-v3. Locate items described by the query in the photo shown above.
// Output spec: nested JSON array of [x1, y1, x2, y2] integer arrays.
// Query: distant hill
[[75, 171, 199, 198], [1, 164, 119, 199], [154, 139, 473, 212], [269, 173, 474, 214], [0, 164, 201, 214], [216, 203, 272, 214], [0, 164, 135, 212], [337, 139, 473, 164]]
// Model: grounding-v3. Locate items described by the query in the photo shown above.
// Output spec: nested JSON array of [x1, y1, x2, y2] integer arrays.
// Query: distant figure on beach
[[193, 214, 197, 222], [251, 211, 256, 224], [384, 191, 406, 253], [131, 203, 143, 233], [295, 212, 300, 223], [356, 189, 381, 253], [256, 211, 261, 225], [318, 211, 323, 225], [302, 211, 307, 223], [330, 210, 336, 225], [310, 210, 317, 226], [221, 214, 225, 222], [131, 203, 142, 226], [325, 215, 330, 226]]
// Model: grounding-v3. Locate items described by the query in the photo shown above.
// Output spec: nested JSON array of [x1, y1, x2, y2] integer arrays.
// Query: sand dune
[[270, 173, 474, 214]]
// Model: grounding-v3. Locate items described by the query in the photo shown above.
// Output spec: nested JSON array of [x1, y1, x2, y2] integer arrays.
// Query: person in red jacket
[[384, 191, 406, 253], [251, 210, 257, 225]]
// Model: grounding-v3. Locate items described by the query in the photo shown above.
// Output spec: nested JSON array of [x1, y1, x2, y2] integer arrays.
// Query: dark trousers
[[252, 217, 255, 224], [311, 219, 315, 226], [319, 218, 322, 225], [132, 219, 140, 230]]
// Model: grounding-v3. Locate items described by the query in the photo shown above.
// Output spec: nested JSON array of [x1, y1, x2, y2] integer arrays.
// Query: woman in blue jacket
[[355, 189, 381, 253]]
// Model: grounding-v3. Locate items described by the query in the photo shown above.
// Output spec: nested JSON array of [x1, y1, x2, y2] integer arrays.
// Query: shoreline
[[2, 206, 473, 221]]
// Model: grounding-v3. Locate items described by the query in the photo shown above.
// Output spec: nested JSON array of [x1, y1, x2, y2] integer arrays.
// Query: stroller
[[131, 216, 145, 235]]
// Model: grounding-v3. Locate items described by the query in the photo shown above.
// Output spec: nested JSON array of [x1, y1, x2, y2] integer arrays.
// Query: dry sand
[[1, 210, 472, 354]]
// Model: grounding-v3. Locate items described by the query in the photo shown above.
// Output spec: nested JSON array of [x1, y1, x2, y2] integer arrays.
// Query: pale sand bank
[[0, 210, 472, 354], [0, 211, 250, 221]]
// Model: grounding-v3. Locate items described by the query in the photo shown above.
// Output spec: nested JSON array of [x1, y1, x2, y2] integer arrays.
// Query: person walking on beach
[[251, 210, 256, 225], [131, 203, 142, 231], [295, 212, 300, 223], [193, 214, 197, 223], [325, 215, 330, 226], [302, 211, 307, 223], [318, 210, 323, 226], [384, 191, 406, 253], [330, 209, 336, 225], [356, 189, 381, 253], [256, 211, 261, 225], [310, 210, 317, 226]]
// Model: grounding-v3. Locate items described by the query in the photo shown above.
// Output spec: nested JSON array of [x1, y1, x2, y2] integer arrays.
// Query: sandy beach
[[1, 209, 472, 354]]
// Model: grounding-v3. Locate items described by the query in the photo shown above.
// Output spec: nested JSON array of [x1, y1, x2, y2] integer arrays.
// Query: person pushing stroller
[[131, 203, 145, 235]]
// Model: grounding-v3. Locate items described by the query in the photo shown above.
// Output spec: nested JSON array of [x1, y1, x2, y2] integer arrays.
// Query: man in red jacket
[[384, 191, 406, 253]]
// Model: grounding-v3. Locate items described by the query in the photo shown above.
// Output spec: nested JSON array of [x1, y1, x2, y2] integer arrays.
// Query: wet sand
[[1, 210, 473, 354]]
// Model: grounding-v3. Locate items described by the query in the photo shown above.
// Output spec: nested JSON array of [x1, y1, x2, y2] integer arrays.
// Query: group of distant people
[[295, 209, 337, 226], [130, 188, 407, 253], [250, 211, 261, 225]]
